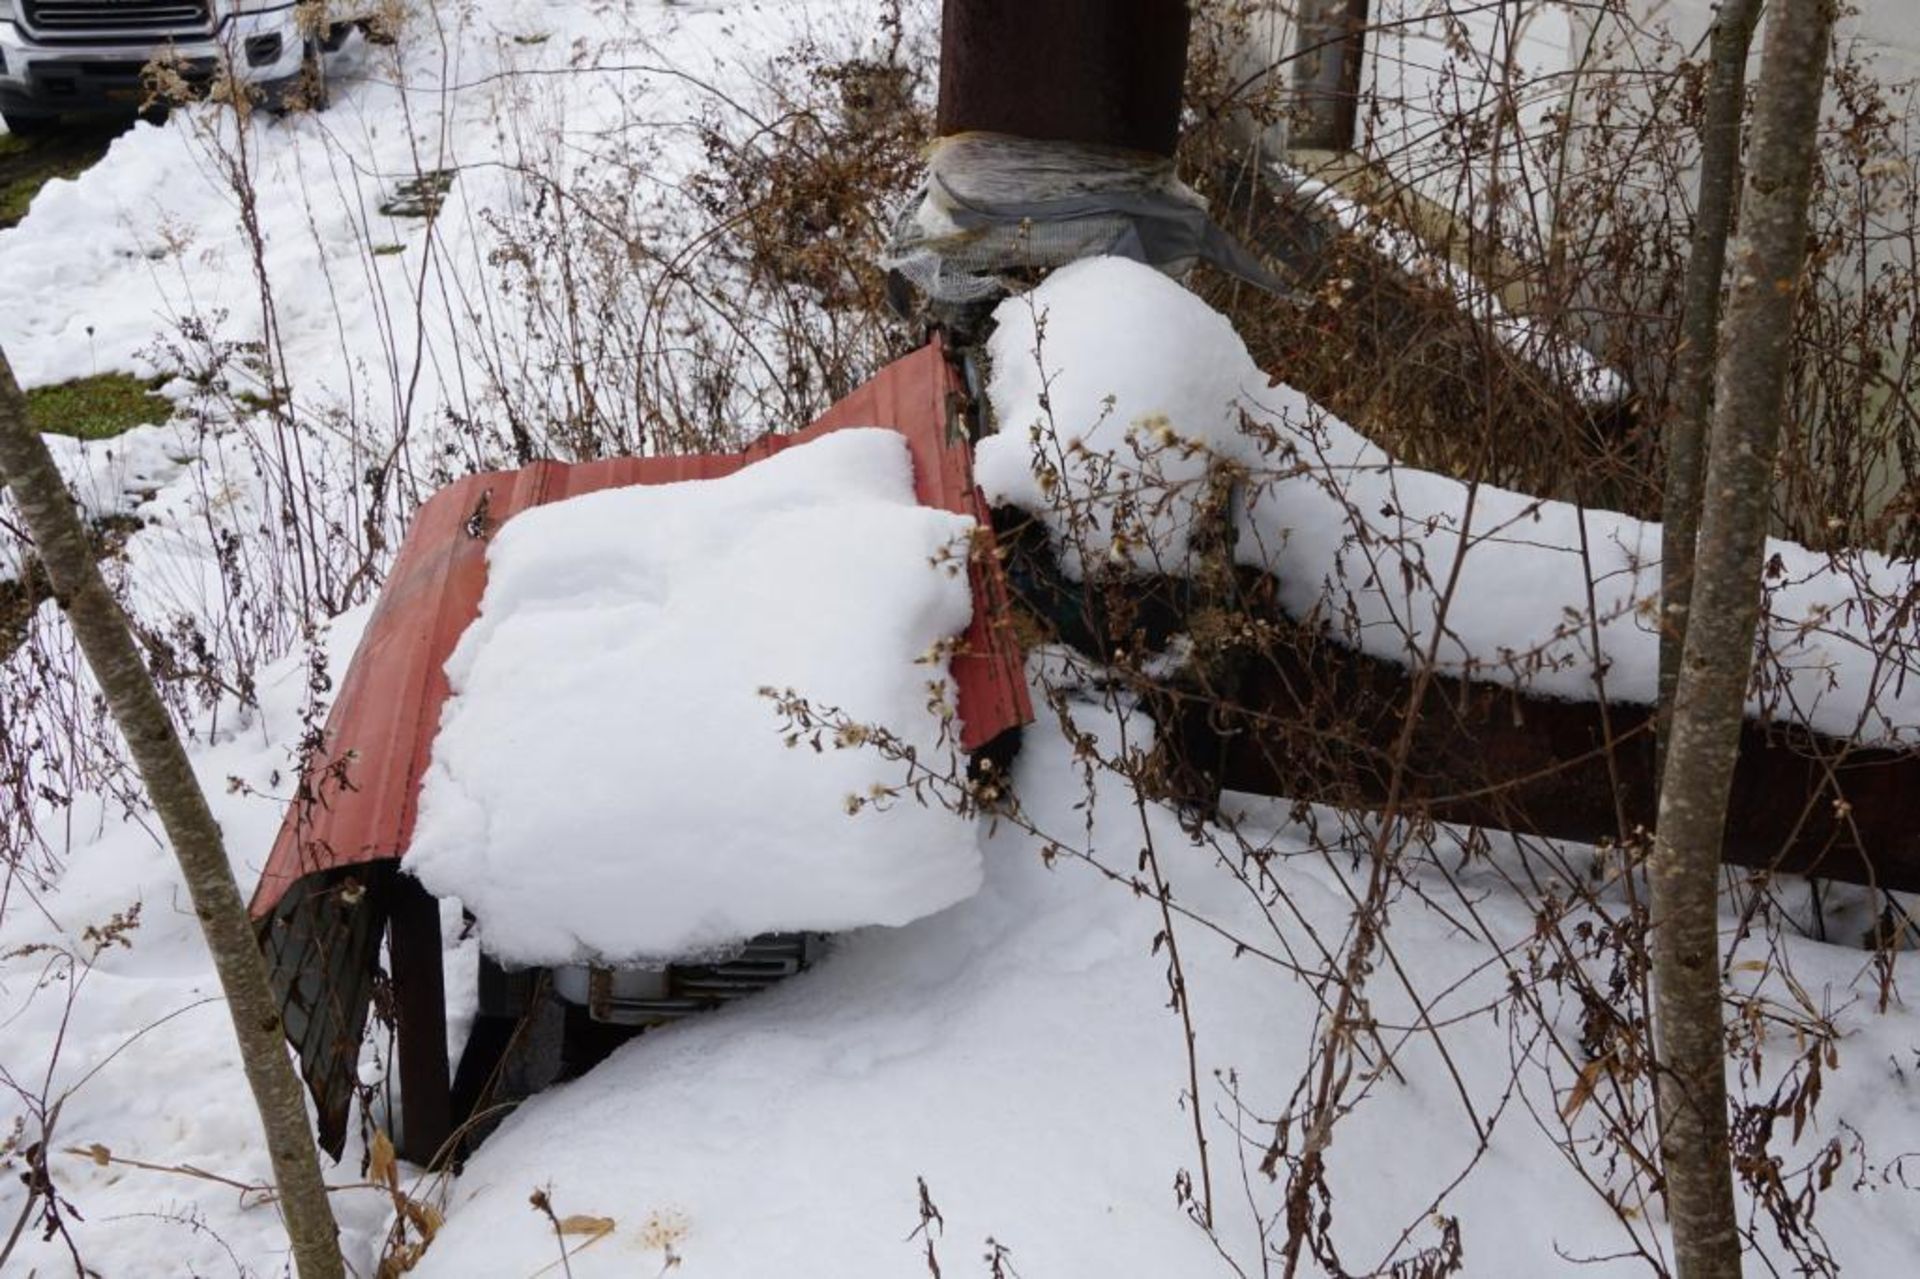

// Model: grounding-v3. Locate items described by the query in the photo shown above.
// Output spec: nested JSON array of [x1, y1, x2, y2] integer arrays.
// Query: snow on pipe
[[886, 0, 1291, 307], [979, 259, 1920, 888]]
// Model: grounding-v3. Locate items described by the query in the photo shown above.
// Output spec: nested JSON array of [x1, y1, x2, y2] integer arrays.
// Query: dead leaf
[[557, 1214, 615, 1238], [1560, 1056, 1612, 1121], [401, 1197, 444, 1238], [370, 1130, 398, 1192]]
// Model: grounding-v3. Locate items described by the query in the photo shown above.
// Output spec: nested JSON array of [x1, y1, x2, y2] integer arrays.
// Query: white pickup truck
[[0, 0, 360, 131]]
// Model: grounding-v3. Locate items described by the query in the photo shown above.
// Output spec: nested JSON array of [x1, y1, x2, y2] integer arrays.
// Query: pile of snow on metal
[[978, 257, 1920, 745], [406, 428, 981, 964]]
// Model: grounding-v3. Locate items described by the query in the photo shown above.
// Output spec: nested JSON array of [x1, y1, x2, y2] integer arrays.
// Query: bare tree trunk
[[1651, 4, 1836, 1278], [0, 351, 345, 1279], [1658, 0, 1762, 765]]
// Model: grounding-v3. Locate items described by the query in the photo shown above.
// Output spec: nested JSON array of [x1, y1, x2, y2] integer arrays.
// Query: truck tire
[[2, 110, 60, 138], [267, 40, 329, 116]]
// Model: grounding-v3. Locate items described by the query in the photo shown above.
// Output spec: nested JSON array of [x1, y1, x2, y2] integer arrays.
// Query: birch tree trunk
[[1658, 0, 1762, 764], [1651, 4, 1836, 1278], [0, 351, 345, 1279]]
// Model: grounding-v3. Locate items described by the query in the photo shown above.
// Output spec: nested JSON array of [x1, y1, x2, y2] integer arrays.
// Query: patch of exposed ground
[[25, 373, 171, 440], [0, 514, 142, 663], [0, 120, 125, 229]]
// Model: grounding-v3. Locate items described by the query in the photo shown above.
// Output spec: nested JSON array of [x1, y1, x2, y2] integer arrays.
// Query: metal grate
[[582, 934, 823, 1026], [19, 0, 215, 44]]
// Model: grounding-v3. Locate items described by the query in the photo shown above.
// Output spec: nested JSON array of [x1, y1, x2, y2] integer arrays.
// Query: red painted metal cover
[[250, 340, 1032, 919]]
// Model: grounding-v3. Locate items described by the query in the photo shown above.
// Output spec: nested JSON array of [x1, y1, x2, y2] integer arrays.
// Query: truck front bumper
[[0, 7, 307, 120]]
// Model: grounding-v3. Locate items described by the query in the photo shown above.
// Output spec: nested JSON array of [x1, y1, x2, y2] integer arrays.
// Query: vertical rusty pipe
[[937, 0, 1193, 157], [1290, 0, 1371, 151]]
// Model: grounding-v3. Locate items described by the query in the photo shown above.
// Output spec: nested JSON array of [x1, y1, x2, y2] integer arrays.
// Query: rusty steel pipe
[[1172, 609, 1920, 895], [936, 0, 1192, 156], [1002, 530, 1920, 896], [1289, 1, 1371, 150]]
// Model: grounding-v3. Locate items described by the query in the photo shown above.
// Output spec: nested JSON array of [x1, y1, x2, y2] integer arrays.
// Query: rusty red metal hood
[[250, 338, 1031, 922]]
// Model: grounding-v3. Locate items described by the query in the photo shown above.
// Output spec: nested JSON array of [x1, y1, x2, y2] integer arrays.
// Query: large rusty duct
[[937, 0, 1191, 156], [1001, 538, 1920, 896], [1187, 587, 1920, 894], [934, 1, 1920, 892]]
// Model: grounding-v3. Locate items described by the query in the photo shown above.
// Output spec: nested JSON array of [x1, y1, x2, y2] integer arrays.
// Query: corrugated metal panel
[[252, 341, 1032, 1158], [251, 336, 1030, 918]]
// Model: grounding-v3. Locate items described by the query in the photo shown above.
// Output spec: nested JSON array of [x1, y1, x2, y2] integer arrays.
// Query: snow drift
[[406, 428, 981, 965]]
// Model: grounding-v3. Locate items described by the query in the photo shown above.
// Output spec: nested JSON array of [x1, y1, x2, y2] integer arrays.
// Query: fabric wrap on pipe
[[885, 133, 1293, 304]]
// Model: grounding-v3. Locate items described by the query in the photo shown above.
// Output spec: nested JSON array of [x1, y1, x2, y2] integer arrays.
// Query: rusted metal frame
[[387, 872, 452, 1167]]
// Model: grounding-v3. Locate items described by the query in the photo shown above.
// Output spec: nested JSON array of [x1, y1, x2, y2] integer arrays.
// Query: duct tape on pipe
[[883, 132, 1296, 305]]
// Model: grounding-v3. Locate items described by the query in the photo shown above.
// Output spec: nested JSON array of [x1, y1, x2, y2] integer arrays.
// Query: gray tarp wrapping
[[885, 132, 1291, 304]]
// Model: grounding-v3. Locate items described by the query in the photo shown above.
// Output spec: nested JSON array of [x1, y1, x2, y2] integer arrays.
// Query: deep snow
[[408, 428, 980, 965], [3, 3, 1920, 1277]]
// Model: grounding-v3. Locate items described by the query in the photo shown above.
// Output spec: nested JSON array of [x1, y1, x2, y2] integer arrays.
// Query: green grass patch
[[0, 150, 94, 227], [26, 373, 172, 440], [232, 385, 290, 415], [0, 123, 122, 228]]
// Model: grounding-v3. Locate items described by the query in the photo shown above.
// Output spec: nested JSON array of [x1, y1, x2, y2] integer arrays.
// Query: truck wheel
[[2, 111, 59, 138], [267, 41, 329, 116], [294, 39, 330, 112]]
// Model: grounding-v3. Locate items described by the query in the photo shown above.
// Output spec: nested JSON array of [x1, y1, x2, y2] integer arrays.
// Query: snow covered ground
[[4, 3, 1920, 1277], [10, 626, 1920, 1276]]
